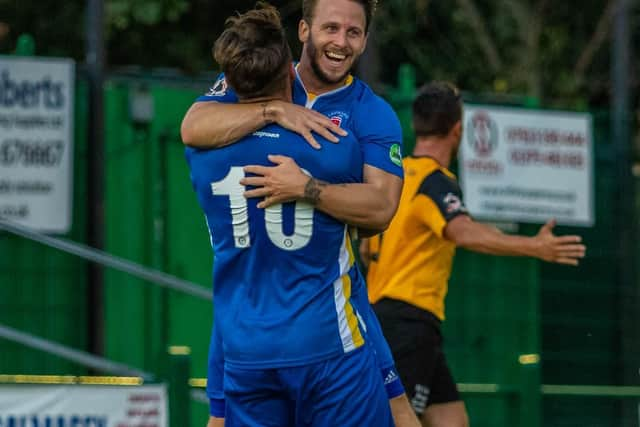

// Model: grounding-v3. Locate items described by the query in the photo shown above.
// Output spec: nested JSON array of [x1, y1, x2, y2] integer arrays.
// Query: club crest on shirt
[[326, 111, 349, 128], [205, 77, 228, 97]]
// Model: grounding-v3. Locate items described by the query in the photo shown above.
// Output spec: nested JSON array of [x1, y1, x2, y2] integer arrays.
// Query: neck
[[297, 57, 346, 94], [238, 84, 291, 104], [238, 94, 287, 104], [412, 137, 453, 168]]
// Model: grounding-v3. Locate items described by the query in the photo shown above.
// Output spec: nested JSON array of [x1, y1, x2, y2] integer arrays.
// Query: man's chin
[[319, 68, 350, 84], [310, 58, 351, 86]]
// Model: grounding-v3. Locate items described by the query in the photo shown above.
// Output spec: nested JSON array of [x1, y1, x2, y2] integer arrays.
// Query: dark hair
[[412, 82, 462, 138], [213, 2, 292, 99], [302, 0, 377, 32]]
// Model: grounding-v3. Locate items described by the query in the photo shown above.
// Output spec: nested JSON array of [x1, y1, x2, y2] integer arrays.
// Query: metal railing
[[3, 217, 640, 427], [0, 219, 211, 300], [0, 217, 208, 427]]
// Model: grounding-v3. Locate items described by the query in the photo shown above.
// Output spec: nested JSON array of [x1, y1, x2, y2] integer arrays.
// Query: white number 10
[[211, 166, 314, 251]]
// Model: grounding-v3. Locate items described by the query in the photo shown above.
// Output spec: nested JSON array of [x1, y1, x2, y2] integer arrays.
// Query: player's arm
[[181, 101, 346, 149], [305, 164, 402, 232], [241, 156, 402, 232], [207, 416, 224, 427], [181, 101, 268, 148], [444, 216, 586, 265]]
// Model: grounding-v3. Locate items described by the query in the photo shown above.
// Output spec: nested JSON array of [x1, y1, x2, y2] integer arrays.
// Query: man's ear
[[298, 19, 310, 43], [451, 121, 463, 140]]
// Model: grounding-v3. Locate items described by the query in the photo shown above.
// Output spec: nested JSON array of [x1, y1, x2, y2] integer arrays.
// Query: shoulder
[[350, 81, 401, 136], [417, 168, 461, 197], [353, 81, 398, 118], [415, 168, 468, 219], [195, 73, 238, 103]]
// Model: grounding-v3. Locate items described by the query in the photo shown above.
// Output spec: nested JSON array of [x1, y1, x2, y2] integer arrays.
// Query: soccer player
[[186, 5, 394, 426], [360, 81, 587, 427], [182, 1, 421, 426]]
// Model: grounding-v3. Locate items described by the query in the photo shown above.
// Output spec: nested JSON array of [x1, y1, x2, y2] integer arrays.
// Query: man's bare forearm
[[180, 101, 268, 148], [303, 178, 398, 231]]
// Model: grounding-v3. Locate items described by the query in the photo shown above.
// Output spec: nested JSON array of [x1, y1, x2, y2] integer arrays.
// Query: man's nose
[[330, 30, 348, 48]]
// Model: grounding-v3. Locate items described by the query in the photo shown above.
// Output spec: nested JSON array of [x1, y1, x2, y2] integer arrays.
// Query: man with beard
[[187, 4, 395, 426], [360, 82, 587, 427], [181, 1, 421, 426]]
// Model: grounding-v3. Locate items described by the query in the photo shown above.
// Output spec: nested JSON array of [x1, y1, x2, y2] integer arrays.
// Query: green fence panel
[[445, 252, 540, 427], [0, 77, 89, 375], [540, 111, 639, 426], [103, 77, 214, 427]]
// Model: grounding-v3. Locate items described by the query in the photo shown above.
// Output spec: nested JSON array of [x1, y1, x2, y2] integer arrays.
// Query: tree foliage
[[0, 0, 637, 108]]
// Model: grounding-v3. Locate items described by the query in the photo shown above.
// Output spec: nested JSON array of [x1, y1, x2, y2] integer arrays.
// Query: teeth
[[326, 52, 346, 60]]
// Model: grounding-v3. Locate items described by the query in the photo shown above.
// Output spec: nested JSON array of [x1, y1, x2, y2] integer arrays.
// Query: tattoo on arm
[[303, 178, 328, 205]]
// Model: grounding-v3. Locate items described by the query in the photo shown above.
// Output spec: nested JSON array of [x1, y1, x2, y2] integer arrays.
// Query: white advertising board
[[0, 56, 75, 233], [459, 105, 594, 226], [0, 384, 167, 427]]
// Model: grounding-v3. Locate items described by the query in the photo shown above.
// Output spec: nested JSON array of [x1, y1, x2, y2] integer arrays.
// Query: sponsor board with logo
[[0, 56, 75, 232], [459, 105, 593, 226], [0, 384, 167, 427]]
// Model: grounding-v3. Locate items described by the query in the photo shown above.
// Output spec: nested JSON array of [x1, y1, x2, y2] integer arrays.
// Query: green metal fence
[[2, 59, 639, 426]]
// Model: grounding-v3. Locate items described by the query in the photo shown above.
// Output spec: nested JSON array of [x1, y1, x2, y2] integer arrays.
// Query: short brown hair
[[412, 82, 462, 137], [213, 3, 292, 99], [302, 0, 377, 32]]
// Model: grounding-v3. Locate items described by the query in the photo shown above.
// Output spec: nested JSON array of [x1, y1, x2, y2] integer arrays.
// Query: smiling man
[[181, 1, 420, 427]]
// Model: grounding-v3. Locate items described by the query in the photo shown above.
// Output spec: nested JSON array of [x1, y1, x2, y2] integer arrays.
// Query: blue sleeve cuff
[[385, 378, 406, 399], [209, 397, 226, 417], [381, 365, 405, 399]]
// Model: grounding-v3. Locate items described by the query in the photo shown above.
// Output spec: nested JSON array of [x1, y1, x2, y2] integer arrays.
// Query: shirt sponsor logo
[[252, 131, 280, 139]]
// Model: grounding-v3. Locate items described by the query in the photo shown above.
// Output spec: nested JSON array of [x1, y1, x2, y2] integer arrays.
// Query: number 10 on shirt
[[211, 166, 315, 251]]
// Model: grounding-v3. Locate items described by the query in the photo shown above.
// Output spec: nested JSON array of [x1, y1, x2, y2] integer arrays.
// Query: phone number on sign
[[0, 139, 66, 167]]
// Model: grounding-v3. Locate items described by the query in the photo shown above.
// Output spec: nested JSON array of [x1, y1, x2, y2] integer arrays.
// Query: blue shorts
[[223, 346, 394, 427], [207, 281, 405, 417]]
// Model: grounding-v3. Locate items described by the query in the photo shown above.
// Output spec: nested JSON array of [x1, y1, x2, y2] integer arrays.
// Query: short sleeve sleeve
[[413, 170, 468, 237], [353, 94, 404, 178]]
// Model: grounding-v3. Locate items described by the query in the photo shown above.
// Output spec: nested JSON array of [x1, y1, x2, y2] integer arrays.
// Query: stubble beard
[[305, 35, 352, 86]]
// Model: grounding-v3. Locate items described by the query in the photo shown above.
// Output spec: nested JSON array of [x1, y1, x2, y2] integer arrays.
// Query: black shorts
[[373, 298, 460, 414]]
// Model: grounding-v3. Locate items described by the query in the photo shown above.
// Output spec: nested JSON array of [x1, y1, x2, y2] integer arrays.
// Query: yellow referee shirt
[[366, 156, 469, 320]]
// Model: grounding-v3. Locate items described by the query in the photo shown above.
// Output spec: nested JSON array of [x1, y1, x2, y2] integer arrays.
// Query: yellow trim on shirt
[[342, 273, 364, 348]]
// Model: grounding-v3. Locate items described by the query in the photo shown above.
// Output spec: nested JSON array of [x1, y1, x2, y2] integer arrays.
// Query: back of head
[[302, 0, 377, 32], [213, 2, 292, 99], [412, 81, 462, 138]]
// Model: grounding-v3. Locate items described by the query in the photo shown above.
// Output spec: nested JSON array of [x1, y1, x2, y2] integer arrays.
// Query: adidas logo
[[384, 370, 398, 385]]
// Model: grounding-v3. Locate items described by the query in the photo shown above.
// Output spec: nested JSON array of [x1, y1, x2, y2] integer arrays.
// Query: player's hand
[[535, 219, 586, 266], [267, 101, 347, 149], [241, 155, 309, 208]]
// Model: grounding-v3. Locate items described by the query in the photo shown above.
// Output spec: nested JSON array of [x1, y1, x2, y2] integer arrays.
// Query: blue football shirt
[[186, 124, 366, 368]]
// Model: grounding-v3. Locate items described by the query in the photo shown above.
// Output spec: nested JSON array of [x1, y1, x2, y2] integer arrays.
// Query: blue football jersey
[[197, 68, 404, 179], [186, 124, 366, 368]]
